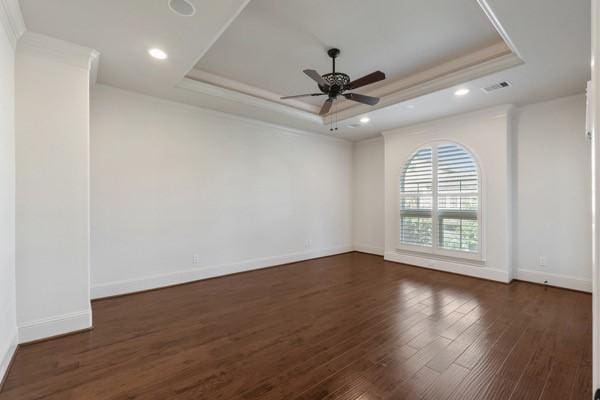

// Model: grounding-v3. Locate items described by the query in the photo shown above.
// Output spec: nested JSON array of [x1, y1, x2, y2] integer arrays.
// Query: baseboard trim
[[18, 309, 92, 344], [384, 251, 510, 283], [0, 331, 17, 391], [515, 269, 592, 293], [353, 244, 385, 256], [91, 245, 353, 299]]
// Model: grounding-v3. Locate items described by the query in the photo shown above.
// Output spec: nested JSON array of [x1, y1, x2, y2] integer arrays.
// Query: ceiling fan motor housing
[[279, 46, 385, 115], [320, 73, 350, 98]]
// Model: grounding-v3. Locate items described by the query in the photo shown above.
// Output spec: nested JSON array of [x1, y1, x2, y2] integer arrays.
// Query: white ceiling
[[18, 0, 590, 141], [18, 0, 250, 100], [336, 0, 591, 140], [195, 0, 503, 107]]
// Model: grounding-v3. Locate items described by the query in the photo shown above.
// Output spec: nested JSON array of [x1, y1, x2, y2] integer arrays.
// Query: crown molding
[[89, 50, 100, 87], [180, 0, 525, 127], [331, 0, 525, 121], [184, 44, 523, 126], [0, 0, 25, 49], [333, 41, 514, 114], [186, 68, 320, 114], [18, 31, 99, 71], [354, 135, 384, 145], [176, 77, 322, 124], [334, 51, 523, 123], [18, 32, 100, 86], [381, 104, 514, 138], [477, 0, 522, 60], [95, 84, 349, 144]]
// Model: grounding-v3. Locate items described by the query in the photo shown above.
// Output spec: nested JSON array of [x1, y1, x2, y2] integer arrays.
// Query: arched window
[[400, 143, 480, 256]]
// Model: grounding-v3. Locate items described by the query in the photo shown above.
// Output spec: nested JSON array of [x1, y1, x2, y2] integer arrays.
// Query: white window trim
[[396, 140, 485, 262]]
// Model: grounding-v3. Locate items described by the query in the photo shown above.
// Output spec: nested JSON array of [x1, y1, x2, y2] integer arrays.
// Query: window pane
[[439, 217, 479, 252], [401, 196, 432, 211], [399, 143, 480, 255], [400, 215, 432, 247], [401, 147, 432, 193], [437, 144, 478, 193], [438, 195, 478, 211], [400, 147, 433, 247], [436, 144, 479, 253]]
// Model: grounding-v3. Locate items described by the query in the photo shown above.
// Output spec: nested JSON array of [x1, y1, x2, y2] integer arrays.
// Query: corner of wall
[[17, 308, 92, 344], [0, 0, 26, 49], [507, 104, 516, 282], [514, 269, 592, 293], [0, 0, 21, 385], [0, 328, 17, 388], [353, 244, 385, 256], [15, 31, 96, 344]]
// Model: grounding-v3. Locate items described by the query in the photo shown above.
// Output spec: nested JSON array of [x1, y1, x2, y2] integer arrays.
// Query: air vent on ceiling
[[482, 81, 511, 93], [347, 123, 362, 129]]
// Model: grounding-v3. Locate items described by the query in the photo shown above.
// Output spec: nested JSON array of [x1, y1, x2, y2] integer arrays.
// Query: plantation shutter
[[399, 143, 480, 255], [399, 147, 433, 247], [436, 144, 479, 252]]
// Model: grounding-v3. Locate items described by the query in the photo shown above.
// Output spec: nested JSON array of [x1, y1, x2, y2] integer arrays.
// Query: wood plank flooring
[[0, 252, 592, 399]]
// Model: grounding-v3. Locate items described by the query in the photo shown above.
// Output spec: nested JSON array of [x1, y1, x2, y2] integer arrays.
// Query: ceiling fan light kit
[[281, 48, 386, 127]]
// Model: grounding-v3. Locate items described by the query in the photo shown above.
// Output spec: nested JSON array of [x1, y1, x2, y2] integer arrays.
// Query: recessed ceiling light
[[148, 48, 168, 60], [454, 88, 470, 96], [168, 0, 196, 17], [360, 117, 371, 124]]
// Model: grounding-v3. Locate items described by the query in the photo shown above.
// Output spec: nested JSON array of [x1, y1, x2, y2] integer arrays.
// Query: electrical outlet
[[193, 254, 200, 265], [304, 239, 312, 249], [539, 256, 547, 267]]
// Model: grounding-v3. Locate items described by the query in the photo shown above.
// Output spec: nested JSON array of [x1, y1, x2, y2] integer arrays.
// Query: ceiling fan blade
[[343, 93, 380, 106], [319, 98, 333, 115], [346, 71, 386, 90], [303, 69, 330, 88], [280, 93, 325, 99]]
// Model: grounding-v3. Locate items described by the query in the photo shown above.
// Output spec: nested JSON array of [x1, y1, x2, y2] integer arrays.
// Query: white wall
[[383, 106, 513, 283], [592, 0, 600, 390], [15, 33, 95, 342], [352, 97, 591, 291], [352, 137, 385, 255], [0, 7, 17, 383], [513, 94, 591, 291], [90, 85, 353, 298]]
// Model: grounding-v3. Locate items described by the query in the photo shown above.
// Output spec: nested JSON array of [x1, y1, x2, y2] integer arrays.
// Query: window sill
[[385, 250, 507, 283], [395, 244, 485, 265]]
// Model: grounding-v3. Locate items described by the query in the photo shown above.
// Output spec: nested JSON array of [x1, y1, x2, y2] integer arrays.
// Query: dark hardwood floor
[[0, 252, 591, 399]]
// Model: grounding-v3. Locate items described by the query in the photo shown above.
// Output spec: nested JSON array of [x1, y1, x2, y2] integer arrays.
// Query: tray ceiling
[[18, 0, 588, 141], [189, 0, 514, 115]]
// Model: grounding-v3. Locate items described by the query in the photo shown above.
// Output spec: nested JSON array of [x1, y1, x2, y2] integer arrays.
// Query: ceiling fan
[[281, 48, 386, 116]]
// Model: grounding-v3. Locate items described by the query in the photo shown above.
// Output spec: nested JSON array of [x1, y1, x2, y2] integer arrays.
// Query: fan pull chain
[[335, 102, 338, 131], [329, 102, 339, 132], [329, 111, 333, 131]]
